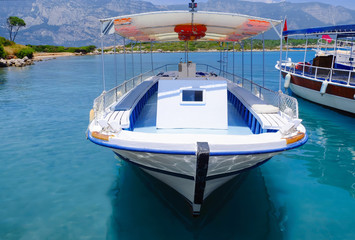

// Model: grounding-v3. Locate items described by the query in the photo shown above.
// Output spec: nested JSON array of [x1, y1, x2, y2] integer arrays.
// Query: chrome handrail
[[197, 63, 299, 118], [279, 60, 355, 86], [93, 64, 177, 119], [93, 63, 299, 120]]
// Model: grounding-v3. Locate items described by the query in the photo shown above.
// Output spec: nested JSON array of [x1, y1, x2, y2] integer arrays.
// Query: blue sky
[[148, 0, 355, 10]]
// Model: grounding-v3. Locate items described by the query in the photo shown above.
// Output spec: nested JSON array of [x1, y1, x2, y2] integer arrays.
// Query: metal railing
[[316, 38, 354, 54], [196, 64, 299, 118], [279, 60, 355, 86], [93, 64, 178, 119], [93, 63, 299, 120]]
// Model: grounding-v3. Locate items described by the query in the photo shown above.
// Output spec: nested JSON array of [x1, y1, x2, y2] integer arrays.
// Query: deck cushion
[[251, 104, 279, 114], [228, 83, 279, 114], [112, 80, 155, 111]]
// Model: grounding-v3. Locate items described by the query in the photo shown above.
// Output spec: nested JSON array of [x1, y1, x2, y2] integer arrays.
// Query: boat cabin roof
[[100, 11, 281, 42]]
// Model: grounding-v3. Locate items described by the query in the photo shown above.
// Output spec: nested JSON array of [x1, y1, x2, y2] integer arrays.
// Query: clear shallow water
[[0, 52, 354, 240]]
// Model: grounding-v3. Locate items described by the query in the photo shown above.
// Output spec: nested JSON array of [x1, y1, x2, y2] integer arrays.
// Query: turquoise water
[[0, 52, 354, 240]]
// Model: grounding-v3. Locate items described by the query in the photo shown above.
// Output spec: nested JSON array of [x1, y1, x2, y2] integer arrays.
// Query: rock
[[9, 59, 16, 66], [0, 58, 34, 67], [23, 56, 29, 61], [14, 59, 25, 67], [0, 59, 7, 67]]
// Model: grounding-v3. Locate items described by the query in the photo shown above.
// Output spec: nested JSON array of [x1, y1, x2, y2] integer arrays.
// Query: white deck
[[96, 73, 291, 135], [133, 92, 253, 135]]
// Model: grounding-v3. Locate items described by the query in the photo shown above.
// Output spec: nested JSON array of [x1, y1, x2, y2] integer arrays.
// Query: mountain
[[0, 0, 166, 46], [176, 0, 355, 30], [0, 0, 354, 46]]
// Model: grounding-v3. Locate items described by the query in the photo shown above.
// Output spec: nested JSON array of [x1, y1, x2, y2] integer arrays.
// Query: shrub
[[0, 44, 6, 59], [16, 47, 34, 59], [0, 37, 14, 46], [83, 45, 96, 52]]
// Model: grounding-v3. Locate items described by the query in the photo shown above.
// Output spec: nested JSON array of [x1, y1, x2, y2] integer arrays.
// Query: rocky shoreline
[[0, 52, 78, 68], [0, 56, 35, 67]]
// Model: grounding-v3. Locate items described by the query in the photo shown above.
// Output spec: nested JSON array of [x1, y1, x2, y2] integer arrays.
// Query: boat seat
[[112, 80, 157, 111], [227, 82, 288, 131], [258, 113, 288, 130], [99, 79, 158, 131], [98, 110, 125, 131], [227, 83, 279, 114]]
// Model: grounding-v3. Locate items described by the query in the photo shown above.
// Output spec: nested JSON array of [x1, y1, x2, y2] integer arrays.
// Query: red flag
[[322, 34, 332, 43], [283, 19, 288, 42]]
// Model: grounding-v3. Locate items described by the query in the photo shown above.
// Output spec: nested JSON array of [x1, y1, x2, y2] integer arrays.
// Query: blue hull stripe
[[88, 130, 308, 156]]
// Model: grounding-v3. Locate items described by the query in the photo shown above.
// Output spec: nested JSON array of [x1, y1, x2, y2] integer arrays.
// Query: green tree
[[6, 16, 26, 42]]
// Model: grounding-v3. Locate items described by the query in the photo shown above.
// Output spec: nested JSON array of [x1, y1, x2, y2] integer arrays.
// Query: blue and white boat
[[87, 4, 307, 215]]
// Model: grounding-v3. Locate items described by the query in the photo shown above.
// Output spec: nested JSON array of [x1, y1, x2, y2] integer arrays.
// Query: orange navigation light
[[174, 24, 207, 41]]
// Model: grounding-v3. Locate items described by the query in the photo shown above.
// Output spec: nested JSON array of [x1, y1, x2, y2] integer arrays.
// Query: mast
[[279, 20, 283, 91], [100, 25, 106, 92]]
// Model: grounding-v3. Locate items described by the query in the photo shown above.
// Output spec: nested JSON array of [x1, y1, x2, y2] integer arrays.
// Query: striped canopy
[[100, 11, 281, 42]]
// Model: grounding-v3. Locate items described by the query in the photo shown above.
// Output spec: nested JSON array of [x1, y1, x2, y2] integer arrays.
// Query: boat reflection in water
[[106, 162, 284, 240]]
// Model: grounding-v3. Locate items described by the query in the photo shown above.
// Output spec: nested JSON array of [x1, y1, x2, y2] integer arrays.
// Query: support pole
[[303, 36, 308, 76], [251, 38, 253, 91], [101, 34, 106, 91], [139, 42, 143, 82], [187, 41, 189, 63], [185, 41, 187, 63], [140, 42, 143, 74], [262, 33, 265, 87], [150, 41, 154, 71], [242, 41, 245, 81], [114, 34, 118, 87], [279, 21, 283, 91], [219, 42, 222, 74], [233, 42, 235, 82], [131, 42, 135, 78], [225, 42, 229, 74], [330, 34, 338, 81], [123, 37, 127, 81], [285, 35, 289, 62]]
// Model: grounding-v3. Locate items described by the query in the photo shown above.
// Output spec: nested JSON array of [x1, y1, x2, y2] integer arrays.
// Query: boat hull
[[113, 148, 278, 214], [282, 72, 355, 114]]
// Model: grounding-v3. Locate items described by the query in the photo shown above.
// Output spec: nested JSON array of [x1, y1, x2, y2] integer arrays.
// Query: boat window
[[181, 89, 204, 102]]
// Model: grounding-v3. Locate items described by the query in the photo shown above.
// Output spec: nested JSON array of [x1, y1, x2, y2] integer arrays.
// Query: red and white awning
[[100, 11, 281, 42]]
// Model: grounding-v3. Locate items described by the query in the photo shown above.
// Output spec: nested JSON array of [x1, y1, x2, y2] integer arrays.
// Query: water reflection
[[295, 97, 355, 198], [0, 68, 7, 88], [107, 162, 284, 240]]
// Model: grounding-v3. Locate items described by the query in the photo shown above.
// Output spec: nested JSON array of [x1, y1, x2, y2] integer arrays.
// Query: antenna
[[189, 0, 197, 12]]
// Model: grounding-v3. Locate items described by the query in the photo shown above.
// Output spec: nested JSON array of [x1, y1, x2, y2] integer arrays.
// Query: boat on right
[[276, 24, 355, 115]]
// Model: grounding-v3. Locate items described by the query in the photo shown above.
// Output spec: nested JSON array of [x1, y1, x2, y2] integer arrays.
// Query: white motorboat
[[87, 3, 307, 215], [276, 24, 355, 115]]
